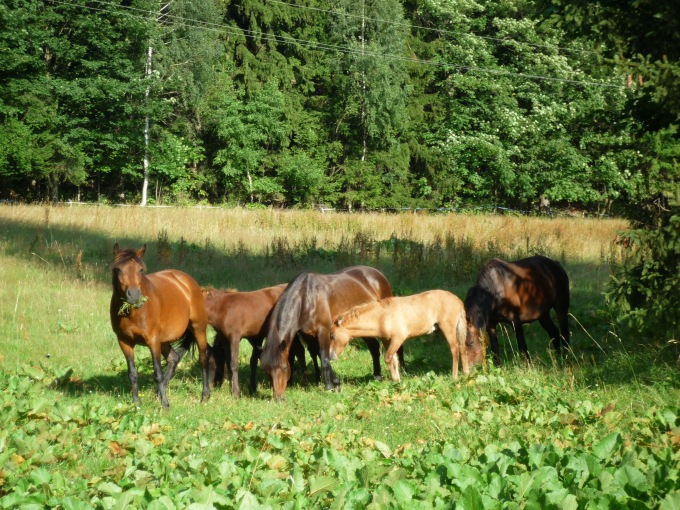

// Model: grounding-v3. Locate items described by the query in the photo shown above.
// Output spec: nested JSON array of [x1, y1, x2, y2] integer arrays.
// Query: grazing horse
[[202, 285, 318, 397], [330, 290, 476, 382], [260, 265, 402, 399], [110, 244, 210, 409], [465, 255, 570, 364]]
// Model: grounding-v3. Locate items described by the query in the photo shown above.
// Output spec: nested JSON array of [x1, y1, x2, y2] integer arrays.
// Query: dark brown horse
[[465, 255, 570, 364], [260, 265, 401, 399], [202, 285, 318, 397], [110, 244, 210, 409]]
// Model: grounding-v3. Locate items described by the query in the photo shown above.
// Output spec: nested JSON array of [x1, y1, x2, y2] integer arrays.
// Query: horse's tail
[[172, 329, 202, 361], [553, 260, 571, 311]]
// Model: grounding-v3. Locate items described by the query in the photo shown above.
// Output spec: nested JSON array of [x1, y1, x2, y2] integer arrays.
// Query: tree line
[[0, 0, 674, 216]]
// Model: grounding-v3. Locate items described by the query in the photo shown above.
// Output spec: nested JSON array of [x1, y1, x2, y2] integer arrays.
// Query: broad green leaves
[[1, 366, 679, 508]]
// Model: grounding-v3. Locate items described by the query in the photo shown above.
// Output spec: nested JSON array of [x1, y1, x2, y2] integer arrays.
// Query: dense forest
[[0, 0, 677, 215]]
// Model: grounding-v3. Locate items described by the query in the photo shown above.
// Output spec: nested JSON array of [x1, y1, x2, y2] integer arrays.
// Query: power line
[[265, 0, 600, 57], [46, 0, 625, 89]]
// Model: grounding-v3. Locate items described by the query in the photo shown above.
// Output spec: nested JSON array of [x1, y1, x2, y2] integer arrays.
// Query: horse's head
[[262, 341, 291, 400], [112, 243, 147, 305], [329, 316, 352, 360], [465, 320, 487, 367]]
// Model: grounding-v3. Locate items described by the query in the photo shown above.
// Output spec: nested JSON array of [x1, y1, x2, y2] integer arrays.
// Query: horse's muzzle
[[126, 288, 142, 304], [329, 350, 338, 361]]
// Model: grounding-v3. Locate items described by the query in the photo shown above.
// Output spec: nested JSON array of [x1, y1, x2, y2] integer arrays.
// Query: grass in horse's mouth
[[118, 295, 148, 316]]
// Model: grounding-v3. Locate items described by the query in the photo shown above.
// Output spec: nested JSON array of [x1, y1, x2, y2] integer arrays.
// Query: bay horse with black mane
[[330, 290, 479, 382], [202, 285, 316, 397], [260, 265, 403, 399], [465, 255, 570, 365], [110, 244, 210, 409]]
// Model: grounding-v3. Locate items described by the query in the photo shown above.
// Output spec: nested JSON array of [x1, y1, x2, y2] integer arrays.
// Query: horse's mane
[[260, 272, 309, 370], [336, 298, 388, 327], [112, 248, 147, 272], [464, 284, 492, 331]]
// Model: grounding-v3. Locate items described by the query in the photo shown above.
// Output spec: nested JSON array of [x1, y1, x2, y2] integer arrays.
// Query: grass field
[[0, 204, 678, 508]]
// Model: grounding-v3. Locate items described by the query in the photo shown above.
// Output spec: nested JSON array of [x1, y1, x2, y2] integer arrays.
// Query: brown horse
[[260, 265, 402, 399], [465, 255, 570, 364], [202, 285, 318, 397], [110, 244, 210, 409], [330, 290, 474, 382]]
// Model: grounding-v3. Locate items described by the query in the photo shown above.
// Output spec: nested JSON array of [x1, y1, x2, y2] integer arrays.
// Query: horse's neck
[[342, 303, 383, 334]]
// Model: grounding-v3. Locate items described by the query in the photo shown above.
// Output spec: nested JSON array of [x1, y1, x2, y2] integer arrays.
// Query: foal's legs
[[440, 322, 462, 379], [364, 338, 406, 380], [383, 337, 405, 382], [227, 335, 242, 398], [118, 340, 140, 404], [212, 334, 227, 387]]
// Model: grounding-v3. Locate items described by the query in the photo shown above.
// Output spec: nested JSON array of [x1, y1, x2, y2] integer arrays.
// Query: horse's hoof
[[373, 375, 383, 382]]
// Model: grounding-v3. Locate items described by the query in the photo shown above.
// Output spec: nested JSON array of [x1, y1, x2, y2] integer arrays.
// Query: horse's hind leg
[[228, 335, 241, 398], [148, 342, 170, 409], [161, 343, 181, 388]]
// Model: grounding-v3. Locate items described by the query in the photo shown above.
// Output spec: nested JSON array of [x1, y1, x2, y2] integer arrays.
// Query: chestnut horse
[[260, 265, 402, 399], [330, 290, 478, 382], [465, 255, 570, 364], [110, 244, 210, 409], [203, 285, 318, 397]]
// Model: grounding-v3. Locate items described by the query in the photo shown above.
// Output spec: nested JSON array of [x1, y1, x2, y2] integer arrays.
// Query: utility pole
[[141, 45, 153, 207]]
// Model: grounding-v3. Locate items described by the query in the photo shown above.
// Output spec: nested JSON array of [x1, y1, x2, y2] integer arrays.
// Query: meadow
[[0, 204, 678, 509]]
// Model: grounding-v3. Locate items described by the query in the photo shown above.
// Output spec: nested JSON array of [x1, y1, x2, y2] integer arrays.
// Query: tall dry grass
[[0, 204, 628, 264]]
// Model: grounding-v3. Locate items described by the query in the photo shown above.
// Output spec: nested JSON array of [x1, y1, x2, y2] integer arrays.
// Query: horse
[[110, 244, 210, 409], [259, 265, 404, 399], [464, 255, 570, 365], [330, 290, 477, 382], [202, 285, 319, 397]]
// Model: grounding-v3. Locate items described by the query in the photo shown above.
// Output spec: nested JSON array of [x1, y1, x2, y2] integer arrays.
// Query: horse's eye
[[139, 267, 144, 273]]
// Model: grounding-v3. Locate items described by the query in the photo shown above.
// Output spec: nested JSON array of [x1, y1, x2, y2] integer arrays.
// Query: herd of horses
[[110, 243, 571, 408]]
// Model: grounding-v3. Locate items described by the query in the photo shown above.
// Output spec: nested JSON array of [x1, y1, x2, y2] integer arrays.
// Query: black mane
[[260, 271, 309, 370]]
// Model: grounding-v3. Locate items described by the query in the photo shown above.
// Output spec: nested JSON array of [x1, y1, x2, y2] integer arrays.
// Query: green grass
[[0, 205, 678, 508]]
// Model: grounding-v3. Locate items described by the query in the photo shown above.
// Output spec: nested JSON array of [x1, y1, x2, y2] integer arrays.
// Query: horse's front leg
[[318, 327, 339, 391], [363, 337, 383, 381], [488, 325, 501, 365], [248, 339, 261, 395], [384, 338, 404, 382], [118, 340, 140, 404], [514, 321, 531, 361]]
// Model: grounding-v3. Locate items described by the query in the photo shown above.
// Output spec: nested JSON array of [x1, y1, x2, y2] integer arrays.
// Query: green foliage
[[606, 215, 680, 341], [1, 368, 678, 507]]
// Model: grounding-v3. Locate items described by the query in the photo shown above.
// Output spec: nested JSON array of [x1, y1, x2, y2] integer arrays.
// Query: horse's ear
[[136, 244, 146, 258], [113, 242, 120, 255]]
